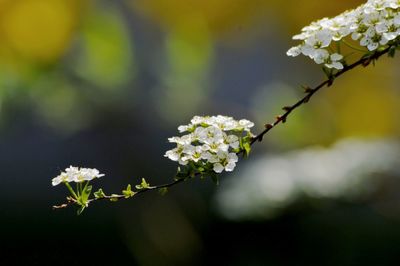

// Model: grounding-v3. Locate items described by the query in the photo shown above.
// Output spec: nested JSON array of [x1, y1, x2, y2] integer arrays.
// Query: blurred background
[[1, 0, 400, 265]]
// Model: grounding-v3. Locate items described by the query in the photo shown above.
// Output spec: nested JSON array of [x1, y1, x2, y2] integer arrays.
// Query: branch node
[[276, 115, 287, 123], [302, 85, 313, 93], [264, 123, 273, 129], [66, 196, 77, 203], [362, 58, 371, 67]]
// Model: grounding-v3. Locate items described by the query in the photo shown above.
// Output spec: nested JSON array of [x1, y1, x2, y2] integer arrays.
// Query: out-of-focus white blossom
[[52, 166, 104, 186], [164, 115, 254, 173], [216, 138, 400, 220], [288, 0, 400, 69]]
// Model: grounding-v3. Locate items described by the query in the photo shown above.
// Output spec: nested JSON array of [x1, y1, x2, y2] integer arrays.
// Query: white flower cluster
[[164, 115, 255, 173], [52, 166, 104, 186], [287, 0, 400, 69]]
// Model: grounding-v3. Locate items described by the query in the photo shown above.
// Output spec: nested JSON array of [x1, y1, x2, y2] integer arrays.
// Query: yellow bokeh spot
[[329, 60, 400, 138], [132, 0, 367, 39], [0, 0, 82, 63], [132, 0, 269, 37], [277, 0, 365, 31]]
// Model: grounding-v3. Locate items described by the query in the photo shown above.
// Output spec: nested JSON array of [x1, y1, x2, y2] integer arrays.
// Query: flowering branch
[[53, 178, 185, 212], [52, 44, 392, 212], [52, 0, 400, 214], [53, 116, 254, 213], [252, 44, 394, 144]]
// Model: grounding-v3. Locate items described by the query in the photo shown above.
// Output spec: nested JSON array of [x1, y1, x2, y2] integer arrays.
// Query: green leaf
[[122, 184, 136, 198], [77, 183, 92, 210], [81, 185, 92, 203], [204, 162, 213, 170], [232, 148, 241, 153], [64, 182, 79, 200], [243, 142, 251, 157], [110, 194, 120, 202], [158, 187, 168, 196], [135, 178, 150, 190], [77, 206, 86, 215], [246, 131, 253, 138], [94, 188, 106, 199]]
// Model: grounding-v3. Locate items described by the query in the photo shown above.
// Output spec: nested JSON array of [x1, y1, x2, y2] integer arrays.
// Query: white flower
[[394, 13, 400, 25], [226, 134, 240, 149], [325, 53, 344, 69], [165, 145, 191, 165], [51, 173, 69, 186], [287, 0, 400, 68], [360, 34, 380, 50], [213, 151, 239, 173], [168, 135, 192, 145], [305, 29, 333, 48], [165, 115, 255, 173], [203, 141, 229, 153], [286, 46, 302, 57], [191, 116, 206, 125], [214, 115, 238, 131], [213, 163, 225, 173], [78, 168, 104, 182], [52, 166, 104, 186], [311, 49, 330, 64], [181, 145, 204, 162], [165, 145, 185, 161], [238, 119, 255, 131], [201, 126, 225, 145], [177, 125, 190, 133]]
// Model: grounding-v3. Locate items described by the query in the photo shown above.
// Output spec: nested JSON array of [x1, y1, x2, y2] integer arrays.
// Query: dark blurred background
[[2, 0, 400, 265]]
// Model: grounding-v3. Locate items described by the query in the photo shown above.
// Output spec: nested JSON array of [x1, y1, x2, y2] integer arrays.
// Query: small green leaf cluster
[[63, 181, 93, 215], [135, 178, 150, 190], [52, 116, 255, 213]]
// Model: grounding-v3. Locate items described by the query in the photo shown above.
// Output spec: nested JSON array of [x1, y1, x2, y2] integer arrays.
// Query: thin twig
[[53, 178, 185, 209], [250, 46, 392, 144], [53, 46, 393, 211]]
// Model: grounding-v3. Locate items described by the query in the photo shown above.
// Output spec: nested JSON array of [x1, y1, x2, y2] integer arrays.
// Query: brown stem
[[250, 46, 391, 145]]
